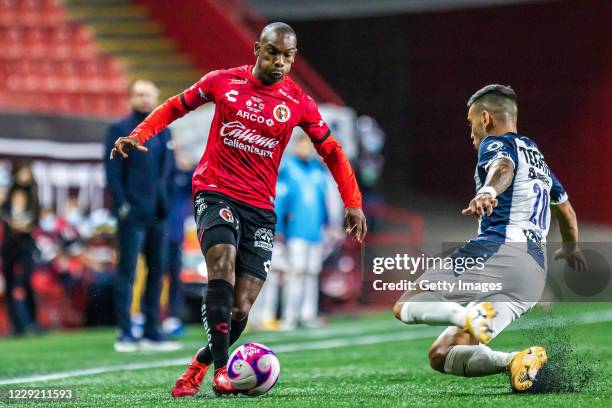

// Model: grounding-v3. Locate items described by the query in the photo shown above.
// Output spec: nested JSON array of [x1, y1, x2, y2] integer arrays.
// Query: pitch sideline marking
[[1, 309, 611, 386]]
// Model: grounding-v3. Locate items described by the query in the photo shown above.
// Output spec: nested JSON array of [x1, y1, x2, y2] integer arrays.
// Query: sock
[[201, 279, 233, 369], [443, 345, 518, 377], [399, 301, 467, 328], [197, 316, 249, 366]]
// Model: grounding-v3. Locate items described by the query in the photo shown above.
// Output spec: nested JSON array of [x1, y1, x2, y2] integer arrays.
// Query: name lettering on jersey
[[518, 146, 551, 186], [230, 79, 247, 85], [518, 146, 550, 174], [220, 121, 278, 158], [278, 89, 300, 104], [237, 109, 274, 127], [225, 89, 238, 103]]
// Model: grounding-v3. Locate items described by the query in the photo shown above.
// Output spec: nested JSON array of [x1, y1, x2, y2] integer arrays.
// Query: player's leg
[[427, 301, 546, 386], [392, 245, 512, 344], [393, 294, 496, 344], [195, 274, 264, 365], [428, 326, 515, 375], [202, 241, 237, 368], [171, 239, 237, 398], [428, 301, 522, 376], [172, 192, 240, 397], [209, 204, 274, 395]]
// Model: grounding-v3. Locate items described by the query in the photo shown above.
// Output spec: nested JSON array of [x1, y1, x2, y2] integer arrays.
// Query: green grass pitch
[[1, 303, 611, 407]]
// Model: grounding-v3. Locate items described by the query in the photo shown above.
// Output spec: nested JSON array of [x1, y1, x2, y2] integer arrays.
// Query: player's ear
[[482, 110, 493, 130], [254, 42, 260, 56]]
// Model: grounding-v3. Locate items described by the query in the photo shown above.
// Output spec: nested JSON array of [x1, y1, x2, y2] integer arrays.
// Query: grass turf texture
[[0, 303, 611, 407]]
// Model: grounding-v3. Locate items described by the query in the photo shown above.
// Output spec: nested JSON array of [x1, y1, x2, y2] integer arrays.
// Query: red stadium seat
[[0, 0, 128, 117], [0, 0, 17, 26]]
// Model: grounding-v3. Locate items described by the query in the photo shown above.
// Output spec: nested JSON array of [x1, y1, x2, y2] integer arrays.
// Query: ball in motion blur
[[227, 343, 280, 396]]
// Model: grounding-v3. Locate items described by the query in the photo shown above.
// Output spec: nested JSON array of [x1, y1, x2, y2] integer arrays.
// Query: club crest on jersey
[[254, 228, 274, 251], [273, 104, 291, 122], [219, 207, 235, 223]]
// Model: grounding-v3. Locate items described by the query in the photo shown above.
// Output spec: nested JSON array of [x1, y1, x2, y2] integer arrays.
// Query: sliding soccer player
[[110, 22, 366, 397], [393, 84, 586, 392]]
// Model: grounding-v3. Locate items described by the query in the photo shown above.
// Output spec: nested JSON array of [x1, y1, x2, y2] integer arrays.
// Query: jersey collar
[[247, 65, 287, 89]]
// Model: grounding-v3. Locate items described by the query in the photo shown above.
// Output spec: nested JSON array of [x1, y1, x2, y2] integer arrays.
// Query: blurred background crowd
[[0, 0, 609, 340]]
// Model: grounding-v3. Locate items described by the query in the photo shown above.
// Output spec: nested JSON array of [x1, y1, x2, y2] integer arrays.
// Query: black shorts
[[193, 191, 276, 281]]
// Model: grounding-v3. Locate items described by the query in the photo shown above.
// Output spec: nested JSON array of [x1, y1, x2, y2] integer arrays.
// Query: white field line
[[1, 309, 611, 386]]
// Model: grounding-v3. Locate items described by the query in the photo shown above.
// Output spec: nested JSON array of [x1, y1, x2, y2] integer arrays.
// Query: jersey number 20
[[529, 183, 549, 230]]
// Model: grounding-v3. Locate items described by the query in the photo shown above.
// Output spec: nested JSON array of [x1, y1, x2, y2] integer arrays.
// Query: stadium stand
[[0, 0, 345, 117], [0, 0, 130, 117]]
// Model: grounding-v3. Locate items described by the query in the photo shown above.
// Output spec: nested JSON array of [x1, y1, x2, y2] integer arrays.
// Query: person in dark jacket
[[161, 154, 195, 337], [1, 162, 40, 336], [104, 80, 179, 352]]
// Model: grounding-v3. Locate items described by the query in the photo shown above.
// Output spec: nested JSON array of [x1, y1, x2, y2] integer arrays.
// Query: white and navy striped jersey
[[475, 132, 567, 242], [464, 132, 568, 267]]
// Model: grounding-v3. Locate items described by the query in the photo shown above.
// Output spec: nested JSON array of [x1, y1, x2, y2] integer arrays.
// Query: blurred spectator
[[250, 239, 285, 331], [1, 162, 40, 335], [81, 209, 118, 327], [277, 134, 330, 330], [104, 80, 178, 352], [161, 149, 195, 337]]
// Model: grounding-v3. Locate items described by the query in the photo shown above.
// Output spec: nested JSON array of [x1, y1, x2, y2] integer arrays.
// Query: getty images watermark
[[360, 242, 612, 303], [371, 253, 502, 292]]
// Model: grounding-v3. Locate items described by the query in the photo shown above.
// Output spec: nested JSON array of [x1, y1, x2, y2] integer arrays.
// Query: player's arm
[[313, 134, 366, 243], [462, 157, 514, 217], [549, 175, 587, 271], [298, 96, 366, 242], [110, 73, 216, 160], [109, 95, 189, 159]]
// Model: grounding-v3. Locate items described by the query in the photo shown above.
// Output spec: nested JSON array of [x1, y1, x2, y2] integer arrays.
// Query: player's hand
[[554, 245, 588, 272], [109, 135, 148, 159], [462, 193, 498, 218], [345, 207, 367, 243]]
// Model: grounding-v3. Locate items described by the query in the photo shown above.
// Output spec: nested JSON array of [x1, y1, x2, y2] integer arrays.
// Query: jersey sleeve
[[549, 170, 569, 205], [131, 71, 223, 144], [298, 95, 331, 143], [180, 70, 223, 110], [477, 136, 518, 172]]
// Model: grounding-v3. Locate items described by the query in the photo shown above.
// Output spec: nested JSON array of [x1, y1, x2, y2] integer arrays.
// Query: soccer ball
[[227, 343, 280, 396]]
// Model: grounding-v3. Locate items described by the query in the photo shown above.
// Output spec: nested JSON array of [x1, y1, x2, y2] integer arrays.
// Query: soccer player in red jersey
[[110, 22, 367, 397]]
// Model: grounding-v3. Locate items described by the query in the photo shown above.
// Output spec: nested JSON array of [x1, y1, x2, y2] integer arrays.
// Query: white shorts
[[286, 238, 324, 276], [411, 242, 546, 338]]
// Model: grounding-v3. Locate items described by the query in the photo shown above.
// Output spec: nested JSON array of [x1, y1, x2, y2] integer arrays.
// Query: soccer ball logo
[[273, 104, 291, 123], [228, 343, 280, 396]]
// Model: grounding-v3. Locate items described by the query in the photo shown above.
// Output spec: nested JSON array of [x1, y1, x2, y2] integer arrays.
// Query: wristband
[[476, 186, 497, 199]]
